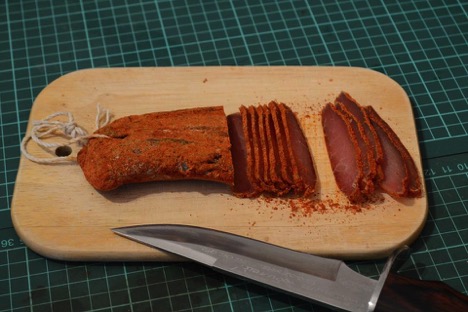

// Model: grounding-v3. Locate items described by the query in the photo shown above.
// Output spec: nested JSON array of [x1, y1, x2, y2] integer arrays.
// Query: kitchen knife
[[113, 224, 467, 312]]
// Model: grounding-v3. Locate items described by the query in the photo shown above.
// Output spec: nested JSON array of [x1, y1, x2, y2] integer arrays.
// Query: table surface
[[1, 1, 467, 311]]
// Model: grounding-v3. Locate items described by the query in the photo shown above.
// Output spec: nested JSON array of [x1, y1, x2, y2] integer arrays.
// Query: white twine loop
[[20, 105, 112, 164]]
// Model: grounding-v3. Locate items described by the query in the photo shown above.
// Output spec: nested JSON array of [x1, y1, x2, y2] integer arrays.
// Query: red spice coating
[[77, 106, 234, 191]]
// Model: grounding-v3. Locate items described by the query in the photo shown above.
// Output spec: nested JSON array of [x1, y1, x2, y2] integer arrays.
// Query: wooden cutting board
[[11, 67, 427, 261]]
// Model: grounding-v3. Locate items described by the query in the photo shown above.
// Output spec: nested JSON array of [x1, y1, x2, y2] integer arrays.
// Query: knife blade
[[112, 224, 468, 312]]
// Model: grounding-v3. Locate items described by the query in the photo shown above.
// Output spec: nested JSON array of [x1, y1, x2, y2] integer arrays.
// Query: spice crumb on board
[[252, 193, 385, 219]]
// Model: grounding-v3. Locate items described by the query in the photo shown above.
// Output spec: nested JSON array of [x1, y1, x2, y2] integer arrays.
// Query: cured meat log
[[321, 92, 422, 202], [77, 106, 234, 191], [78, 103, 316, 197]]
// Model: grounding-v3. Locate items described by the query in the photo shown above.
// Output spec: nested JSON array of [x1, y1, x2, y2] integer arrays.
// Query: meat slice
[[366, 112, 408, 197], [335, 103, 374, 195], [248, 105, 268, 191], [256, 105, 279, 194], [322, 103, 364, 203], [366, 106, 422, 197], [273, 102, 304, 195], [227, 113, 256, 197], [263, 105, 290, 195], [269, 101, 294, 187], [239, 105, 261, 196], [279, 103, 316, 196], [336, 92, 383, 183], [78, 106, 234, 191], [255, 106, 270, 189]]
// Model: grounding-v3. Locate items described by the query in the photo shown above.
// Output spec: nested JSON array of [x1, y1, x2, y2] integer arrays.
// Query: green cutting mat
[[1, 1, 467, 311]]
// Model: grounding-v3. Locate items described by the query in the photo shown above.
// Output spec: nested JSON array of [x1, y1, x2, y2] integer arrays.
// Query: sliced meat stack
[[321, 92, 422, 203], [228, 101, 316, 198]]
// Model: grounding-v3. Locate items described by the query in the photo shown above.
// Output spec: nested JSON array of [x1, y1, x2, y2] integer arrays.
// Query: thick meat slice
[[78, 106, 234, 191], [239, 105, 261, 196], [322, 103, 364, 203], [366, 106, 422, 197], [248, 105, 268, 191], [269, 101, 294, 187], [335, 103, 374, 195], [366, 113, 408, 197], [279, 103, 316, 196], [256, 105, 278, 194], [273, 102, 304, 194], [227, 113, 256, 197], [336, 92, 383, 183], [263, 105, 290, 195]]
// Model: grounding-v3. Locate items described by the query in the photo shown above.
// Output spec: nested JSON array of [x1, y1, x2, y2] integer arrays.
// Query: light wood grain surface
[[11, 67, 427, 261]]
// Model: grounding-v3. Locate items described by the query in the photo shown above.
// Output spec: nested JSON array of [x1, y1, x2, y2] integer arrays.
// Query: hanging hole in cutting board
[[55, 145, 72, 157]]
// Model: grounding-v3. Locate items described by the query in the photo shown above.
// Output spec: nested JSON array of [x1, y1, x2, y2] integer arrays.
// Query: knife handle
[[375, 272, 468, 312]]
